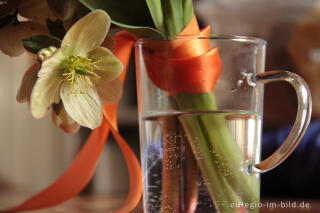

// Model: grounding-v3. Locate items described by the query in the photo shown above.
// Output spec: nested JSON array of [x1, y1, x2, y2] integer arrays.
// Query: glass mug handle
[[247, 70, 312, 174]]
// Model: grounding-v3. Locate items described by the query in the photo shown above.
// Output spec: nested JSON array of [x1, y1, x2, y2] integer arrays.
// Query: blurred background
[[195, 0, 320, 199], [0, 53, 139, 208], [1, 0, 320, 210]]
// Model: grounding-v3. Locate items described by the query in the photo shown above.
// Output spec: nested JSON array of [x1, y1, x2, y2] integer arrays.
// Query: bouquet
[[0, 0, 260, 212]]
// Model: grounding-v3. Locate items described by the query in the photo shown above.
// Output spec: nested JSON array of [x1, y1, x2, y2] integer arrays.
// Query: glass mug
[[135, 35, 312, 213]]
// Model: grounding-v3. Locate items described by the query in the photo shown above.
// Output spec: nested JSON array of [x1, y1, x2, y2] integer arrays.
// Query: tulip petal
[[89, 47, 123, 81], [61, 78, 103, 129], [30, 64, 62, 118], [96, 78, 123, 104], [101, 34, 116, 51], [18, 0, 55, 20], [0, 21, 47, 57], [52, 104, 80, 134], [16, 62, 40, 103], [101, 28, 120, 51], [61, 10, 111, 56]]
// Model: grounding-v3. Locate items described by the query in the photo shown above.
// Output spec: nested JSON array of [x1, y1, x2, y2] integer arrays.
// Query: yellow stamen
[[61, 55, 101, 94]]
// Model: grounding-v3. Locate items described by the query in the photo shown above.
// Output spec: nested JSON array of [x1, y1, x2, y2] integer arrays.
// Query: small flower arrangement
[[0, 1, 142, 212], [1, 1, 123, 133], [0, 1, 264, 213]]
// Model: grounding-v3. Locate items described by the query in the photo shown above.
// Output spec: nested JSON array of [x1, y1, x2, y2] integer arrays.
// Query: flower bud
[[37, 46, 57, 61]]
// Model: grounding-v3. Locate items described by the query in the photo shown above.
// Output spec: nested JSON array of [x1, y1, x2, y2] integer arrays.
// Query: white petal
[[16, 62, 40, 103], [61, 10, 111, 56], [96, 78, 123, 104], [52, 104, 80, 134], [61, 78, 103, 129], [88, 47, 123, 81], [30, 67, 62, 119], [38, 49, 64, 77]]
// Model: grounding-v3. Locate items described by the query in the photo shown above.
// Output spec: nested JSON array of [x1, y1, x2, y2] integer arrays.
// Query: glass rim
[[135, 34, 267, 46]]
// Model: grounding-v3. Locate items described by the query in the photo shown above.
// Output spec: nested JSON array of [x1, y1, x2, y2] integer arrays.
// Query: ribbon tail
[[0, 30, 140, 213], [102, 31, 142, 213], [0, 120, 110, 212], [105, 116, 143, 213]]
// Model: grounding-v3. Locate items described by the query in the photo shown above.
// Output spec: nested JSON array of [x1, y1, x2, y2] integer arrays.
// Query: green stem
[[175, 93, 260, 213], [179, 115, 242, 213], [145, 1, 259, 212]]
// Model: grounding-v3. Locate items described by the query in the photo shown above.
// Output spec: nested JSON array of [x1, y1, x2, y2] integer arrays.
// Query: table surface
[[1, 195, 319, 213]]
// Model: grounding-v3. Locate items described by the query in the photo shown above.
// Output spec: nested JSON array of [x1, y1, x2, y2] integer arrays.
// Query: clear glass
[[195, 0, 318, 124], [135, 35, 311, 213]]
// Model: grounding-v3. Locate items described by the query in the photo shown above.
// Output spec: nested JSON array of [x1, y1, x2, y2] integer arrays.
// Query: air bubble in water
[[237, 79, 243, 87]]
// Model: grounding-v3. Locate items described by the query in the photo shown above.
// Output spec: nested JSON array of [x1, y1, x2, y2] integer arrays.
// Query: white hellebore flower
[[18, 10, 123, 132]]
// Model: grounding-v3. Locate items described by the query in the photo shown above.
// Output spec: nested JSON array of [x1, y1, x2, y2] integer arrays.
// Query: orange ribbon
[[0, 31, 141, 213], [0, 16, 221, 213], [140, 17, 221, 94]]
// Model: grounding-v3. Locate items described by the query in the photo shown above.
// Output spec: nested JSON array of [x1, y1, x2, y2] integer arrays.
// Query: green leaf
[[145, 0, 165, 33], [161, 0, 184, 35], [79, 0, 162, 37], [145, 0, 194, 36], [182, 0, 193, 27], [112, 20, 162, 38], [22, 34, 61, 54]]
